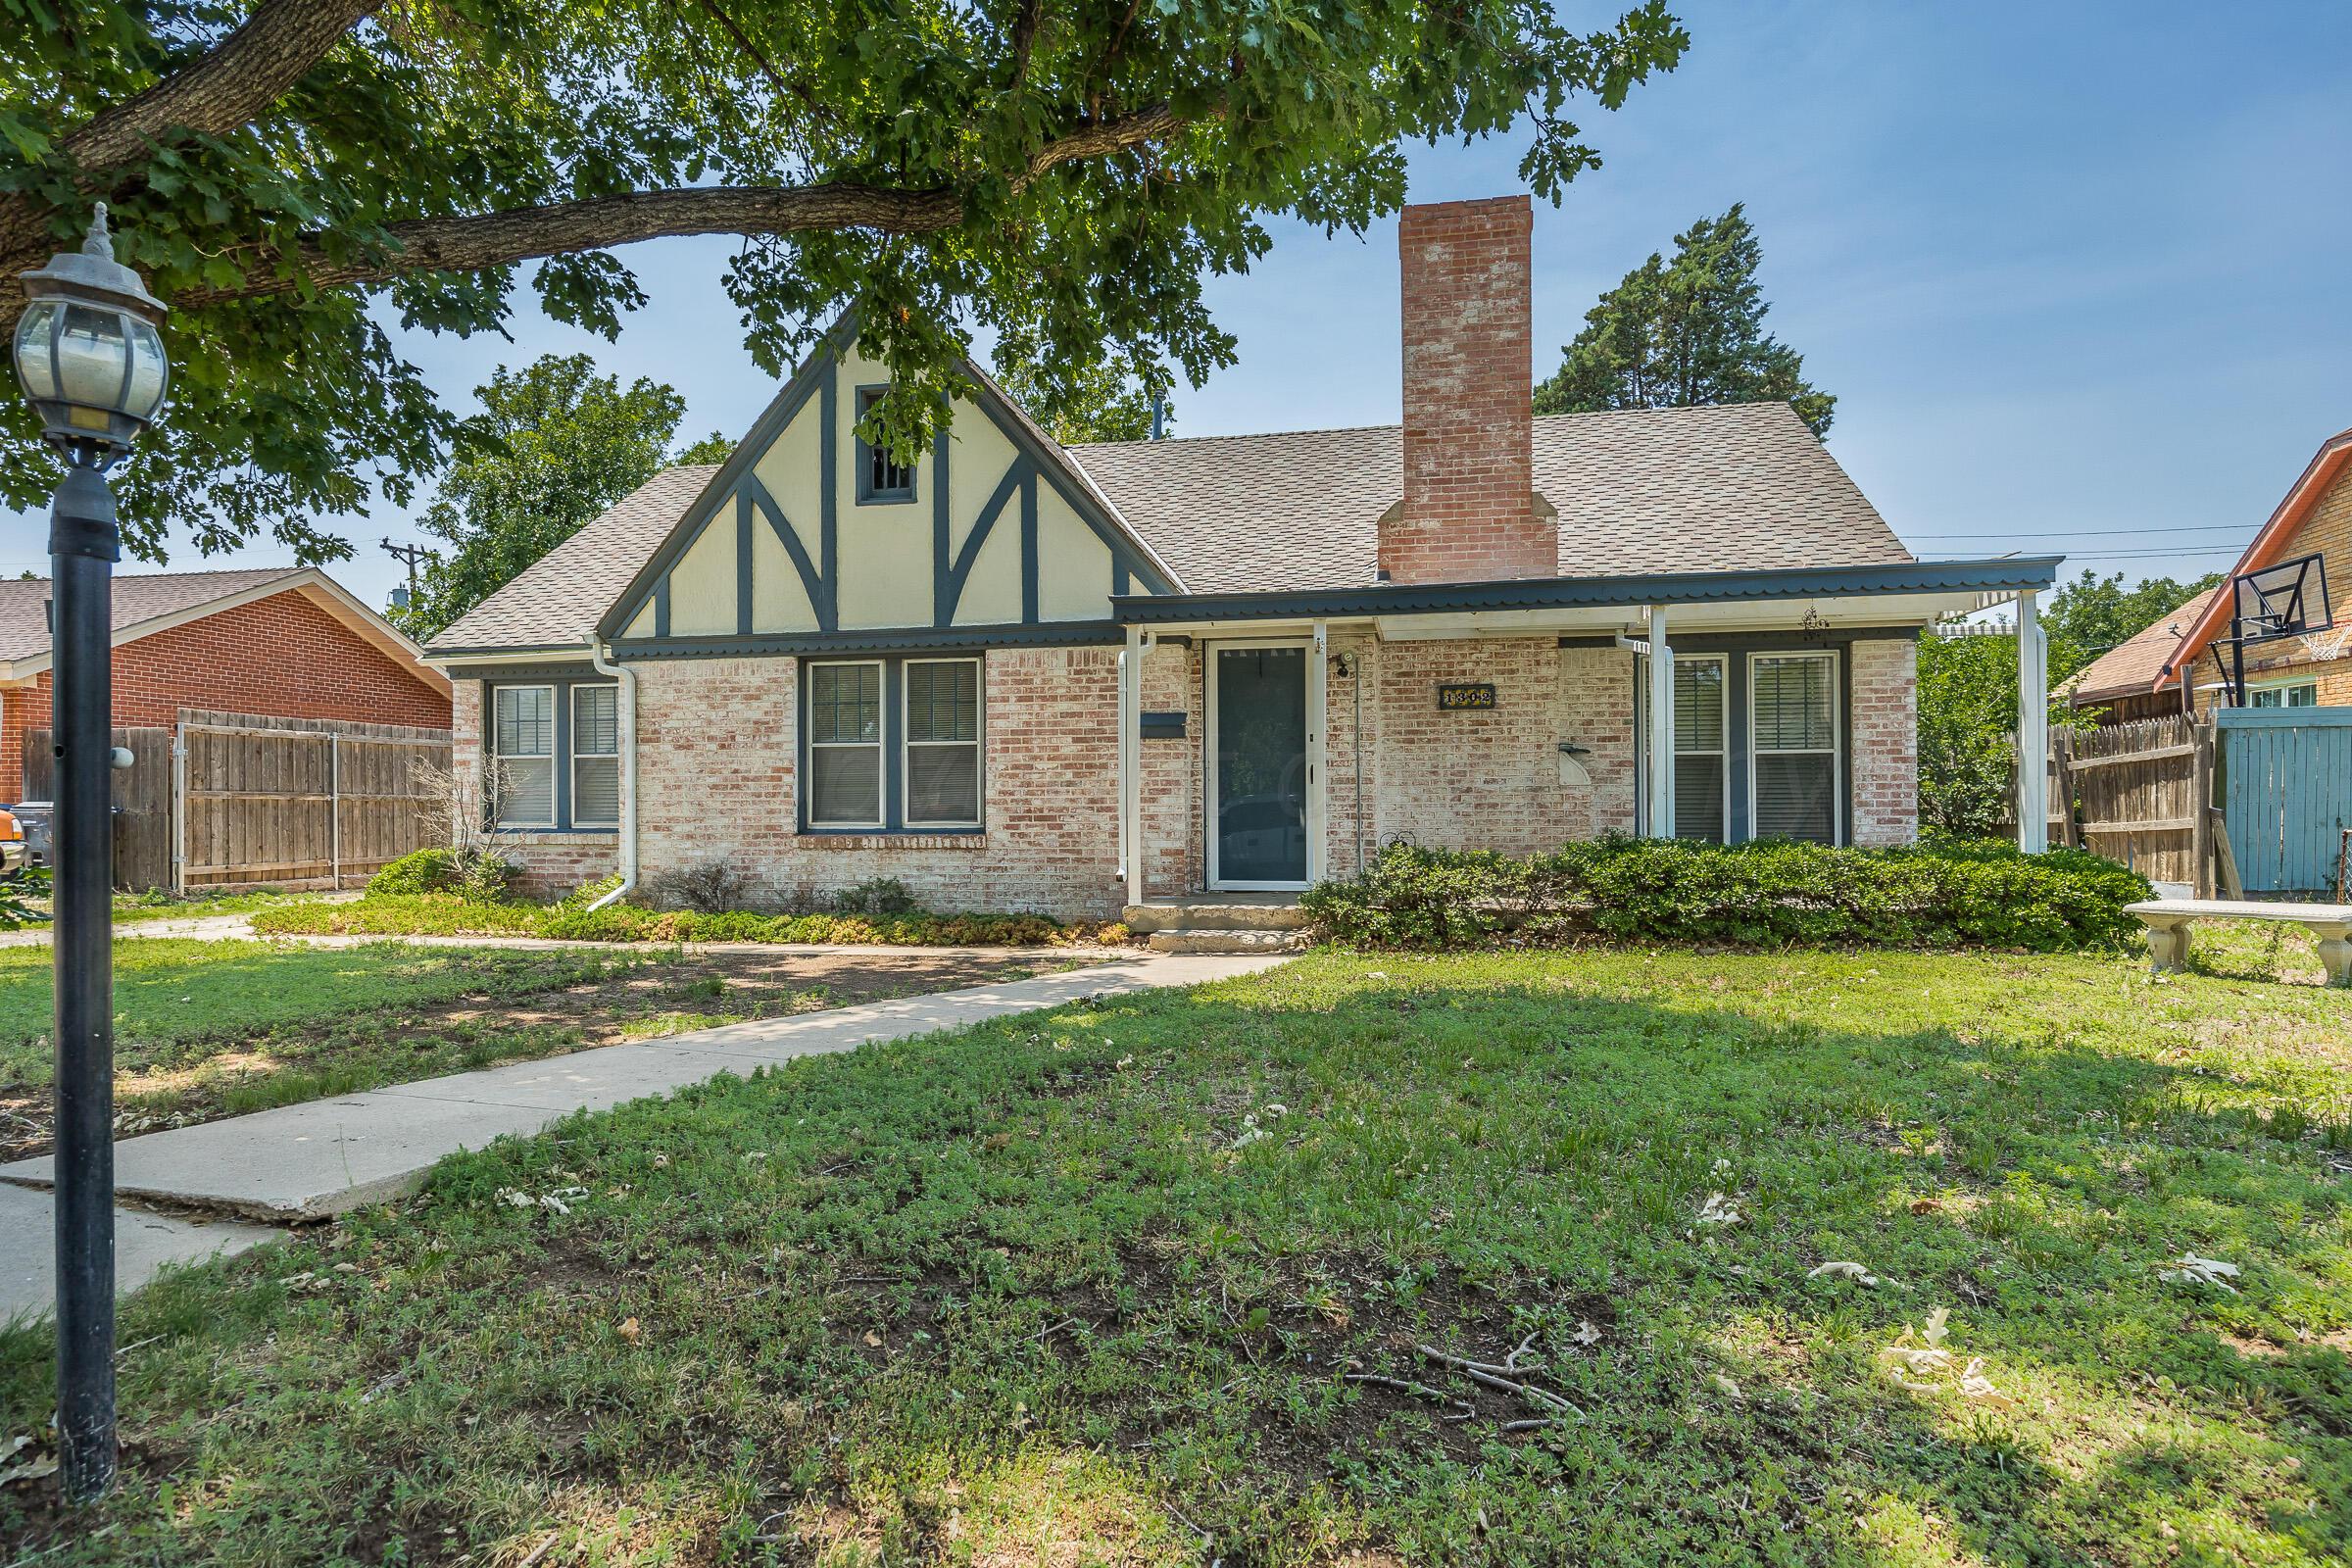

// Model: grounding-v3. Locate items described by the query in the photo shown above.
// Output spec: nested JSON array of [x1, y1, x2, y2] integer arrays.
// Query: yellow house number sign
[[1436, 682, 1497, 711]]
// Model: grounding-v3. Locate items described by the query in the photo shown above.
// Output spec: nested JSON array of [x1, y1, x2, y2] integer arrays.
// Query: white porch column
[[2016, 590, 2048, 854], [1646, 605, 1674, 839], [1120, 627, 1143, 906]]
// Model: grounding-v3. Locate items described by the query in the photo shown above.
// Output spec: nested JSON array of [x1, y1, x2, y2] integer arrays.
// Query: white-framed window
[[808, 660, 886, 826], [1673, 656, 1729, 844], [571, 684, 621, 826], [1749, 651, 1840, 845], [903, 658, 983, 826], [2249, 679, 2319, 710], [490, 684, 556, 827]]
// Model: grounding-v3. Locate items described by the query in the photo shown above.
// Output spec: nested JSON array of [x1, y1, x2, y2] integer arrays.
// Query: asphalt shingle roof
[[429, 466, 721, 654], [2065, 587, 2221, 702], [427, 402, 1913, 653], [0, 566, 305, 663], [1068, 402, 1910, 595]]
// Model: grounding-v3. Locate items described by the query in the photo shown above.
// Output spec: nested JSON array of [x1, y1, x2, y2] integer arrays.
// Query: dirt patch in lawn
[[0, 948, 1092, 1161], [830, 1244, 1617, 1480]]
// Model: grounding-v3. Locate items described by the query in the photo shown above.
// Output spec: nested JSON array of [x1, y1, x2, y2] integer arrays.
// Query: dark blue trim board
[[744, 476, 835, 630], [616, 619, 1124, 660], [1112, 558, 2066, 625]]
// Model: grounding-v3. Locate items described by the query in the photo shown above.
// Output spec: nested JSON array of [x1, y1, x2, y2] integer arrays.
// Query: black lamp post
[[12, 203, 169, 1505]]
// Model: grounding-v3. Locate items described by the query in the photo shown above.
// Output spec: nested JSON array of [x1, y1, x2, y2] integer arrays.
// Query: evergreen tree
[[1535, 204, 1835, 436]]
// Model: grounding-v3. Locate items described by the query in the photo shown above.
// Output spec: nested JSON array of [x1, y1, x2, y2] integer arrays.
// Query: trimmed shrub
[[1301, 836, 2151, 953], [646, 860, 760, 913], [831, 876, 919, 917], [367, 848, 518, 902]]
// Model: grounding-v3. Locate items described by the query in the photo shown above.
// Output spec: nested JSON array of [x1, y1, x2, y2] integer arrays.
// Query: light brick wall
[[2189, 464, 2352, 711], [626, 648, 1125, 918], [1136, 639, 1200, 899], [1, 587, 450, 800], [1365, 636, 1635, 854], [1849, 638, 1919, 846], [465, 631, 1925, 907], [1386, 198, 1551, 585]]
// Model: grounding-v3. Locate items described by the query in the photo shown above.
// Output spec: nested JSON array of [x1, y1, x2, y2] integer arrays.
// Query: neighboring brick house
[[2070, 424, 2352, 720], [426, 195, 2057, 916], [0, 566, 451, 802]]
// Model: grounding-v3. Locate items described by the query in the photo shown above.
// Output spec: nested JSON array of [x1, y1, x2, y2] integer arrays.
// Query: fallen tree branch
[[1416, 1344, 1586, 1418], [1344, 1371, 1477, 1421]]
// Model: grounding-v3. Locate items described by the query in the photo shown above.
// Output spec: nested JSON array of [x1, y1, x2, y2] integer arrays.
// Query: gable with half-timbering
[[601, 340, 1173, 649]]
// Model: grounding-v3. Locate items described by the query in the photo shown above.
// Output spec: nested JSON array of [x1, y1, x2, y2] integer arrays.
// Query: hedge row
[[1300, 836, 2152, 952], [250, 893, 1124, 949]]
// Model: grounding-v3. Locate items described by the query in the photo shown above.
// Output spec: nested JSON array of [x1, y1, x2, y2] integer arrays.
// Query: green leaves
[[1303, 837, 2154, 952], [4, 0, 1689, 563], [1533, 202, 1835, 436], [391, 353, 702, 640]]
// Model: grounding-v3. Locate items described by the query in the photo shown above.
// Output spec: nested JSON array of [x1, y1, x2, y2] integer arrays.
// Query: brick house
[[425, 196, 2058, 918], [0, 566, 451, 802], [2070, 423, 2352, 720]]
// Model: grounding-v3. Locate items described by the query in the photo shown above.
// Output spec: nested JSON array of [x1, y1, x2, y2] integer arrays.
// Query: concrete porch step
[[1123, 902, 1310, 934], [1146, 928, 1313, 956]]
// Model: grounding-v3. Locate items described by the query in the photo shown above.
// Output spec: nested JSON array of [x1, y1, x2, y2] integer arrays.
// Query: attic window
[[856, 386, 915, 503]]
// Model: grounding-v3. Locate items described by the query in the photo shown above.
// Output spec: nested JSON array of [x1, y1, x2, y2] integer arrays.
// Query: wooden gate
[[2055, 713, 2210, 889], [2218, 709, 2352, 896], [175, 710, 450, 890], [19, 725, 174, 892]]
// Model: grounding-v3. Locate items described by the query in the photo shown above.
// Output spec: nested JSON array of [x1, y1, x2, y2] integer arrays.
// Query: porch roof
[[1108, 556, 2064, 635]]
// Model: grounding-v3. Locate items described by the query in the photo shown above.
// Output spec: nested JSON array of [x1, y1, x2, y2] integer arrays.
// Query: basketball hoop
[[2220, 552, 2331, 705]]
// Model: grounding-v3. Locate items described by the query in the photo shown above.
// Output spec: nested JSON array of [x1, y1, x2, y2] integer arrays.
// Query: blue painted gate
[[2218, 709, 2352, 896]]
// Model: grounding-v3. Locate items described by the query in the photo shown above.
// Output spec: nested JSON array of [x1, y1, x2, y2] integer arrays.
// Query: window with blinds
[[1750, 653, 1838, 844], [491, 685, 555, 826], [904, 659, 982, 825], [1673, 657, 1728, 844], [808, 661, 885, 825], [571, 685, 621, 826]]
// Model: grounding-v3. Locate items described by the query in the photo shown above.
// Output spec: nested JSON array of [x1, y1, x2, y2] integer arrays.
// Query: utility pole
[[380, 538, 433, 612]]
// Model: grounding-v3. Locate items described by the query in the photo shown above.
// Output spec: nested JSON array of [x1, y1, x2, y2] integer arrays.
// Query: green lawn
[[4, 934, 2348, 1565], [5, 885, 337, 929], [0, 940, 659, 1149], [0, 940, 1070, 1157]]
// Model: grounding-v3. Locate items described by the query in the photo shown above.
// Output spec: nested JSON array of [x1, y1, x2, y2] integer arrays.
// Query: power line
[[1912, 523, 2246, 539]]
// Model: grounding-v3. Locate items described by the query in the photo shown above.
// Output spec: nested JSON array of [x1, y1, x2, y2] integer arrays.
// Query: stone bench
[[2126, 899, 2352, 987]]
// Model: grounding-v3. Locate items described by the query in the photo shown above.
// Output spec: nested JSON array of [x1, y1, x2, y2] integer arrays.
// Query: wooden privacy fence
[[2049, 713, 2211, 890], [176, 710, 450, 890], [19, 725, 174, 893], [21, 710, 450, 891], [2030, 709, 2352, 898], [2217, 709, 2352, 897]]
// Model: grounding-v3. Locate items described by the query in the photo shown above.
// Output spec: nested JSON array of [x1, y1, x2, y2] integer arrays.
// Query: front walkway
[[0, 950, 1286, 1318]]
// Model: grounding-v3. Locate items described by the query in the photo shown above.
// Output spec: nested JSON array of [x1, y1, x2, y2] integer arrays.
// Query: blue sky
[[6, 0, 2349, 614]]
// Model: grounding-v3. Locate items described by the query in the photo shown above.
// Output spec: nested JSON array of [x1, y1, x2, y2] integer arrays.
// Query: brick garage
[[1, 568, 449, 802]]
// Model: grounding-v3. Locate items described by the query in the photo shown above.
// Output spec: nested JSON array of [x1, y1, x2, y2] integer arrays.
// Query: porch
[[1108, 558, 2065, 906]]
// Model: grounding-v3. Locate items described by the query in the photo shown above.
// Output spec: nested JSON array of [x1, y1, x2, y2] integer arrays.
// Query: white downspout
[[585, 636, 638, 909]]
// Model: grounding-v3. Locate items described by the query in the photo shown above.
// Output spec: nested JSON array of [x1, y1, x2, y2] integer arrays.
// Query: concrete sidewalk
[[0, 891, 363, 949], [0, 950, 1284, 1312]]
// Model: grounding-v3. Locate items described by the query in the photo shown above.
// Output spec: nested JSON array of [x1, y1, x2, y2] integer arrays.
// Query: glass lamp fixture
[[14, 203, 169, 459]]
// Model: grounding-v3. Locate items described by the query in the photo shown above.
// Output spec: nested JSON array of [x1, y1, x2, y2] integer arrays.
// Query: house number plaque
[[1435, 682, 1497, 711]]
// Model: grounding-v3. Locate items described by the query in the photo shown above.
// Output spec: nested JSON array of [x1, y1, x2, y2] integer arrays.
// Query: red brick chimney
[[1383, 195, 1551, 584]]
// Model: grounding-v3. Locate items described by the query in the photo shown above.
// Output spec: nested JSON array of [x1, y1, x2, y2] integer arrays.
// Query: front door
[[1209, 643, 1309, 889]]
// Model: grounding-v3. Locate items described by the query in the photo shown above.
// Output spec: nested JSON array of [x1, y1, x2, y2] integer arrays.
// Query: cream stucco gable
[[600, 323, 1176, 648]]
